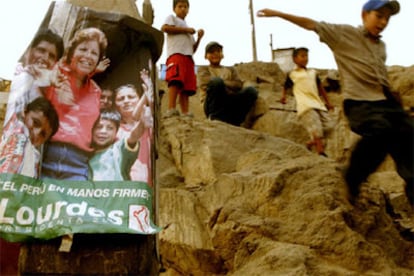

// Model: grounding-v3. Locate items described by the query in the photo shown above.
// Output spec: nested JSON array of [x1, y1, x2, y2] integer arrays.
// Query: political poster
[[0, 1, 163, 242]]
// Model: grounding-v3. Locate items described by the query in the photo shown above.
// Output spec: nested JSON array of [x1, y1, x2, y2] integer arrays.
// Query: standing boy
[[281, 47, 333, 156], [257, 0, 414, 207], [161, 0, 204, 117], [197, 41, 258, 126]]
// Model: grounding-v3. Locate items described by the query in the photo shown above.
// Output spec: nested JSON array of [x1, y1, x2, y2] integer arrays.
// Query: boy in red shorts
[[161, 0, 204, 117]]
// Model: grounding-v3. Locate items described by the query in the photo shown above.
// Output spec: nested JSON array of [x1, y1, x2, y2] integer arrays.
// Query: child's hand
[[25, 64, 50, 80], [256, 9, 279, 17], [140, 68, 154, 106], [49, 68, 68, 87], [95, 57, 111, 74], [187, 27, 196, 34], [140, 68, 150, 86], [280, 96, 287, 104], [197, 29, 205, 39]]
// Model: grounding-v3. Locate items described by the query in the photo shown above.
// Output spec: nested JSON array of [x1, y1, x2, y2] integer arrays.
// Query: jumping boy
[[281, 47, 333, 156], [257, 0, 414, 207], [161, 0, 204, 117]]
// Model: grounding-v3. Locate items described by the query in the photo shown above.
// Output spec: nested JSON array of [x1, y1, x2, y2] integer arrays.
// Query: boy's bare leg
[[308, 130, 325, 155], [314, 136, 325, 155], [168, 85, 179, 110], [306, 140, 315, 150], [179, 94, 189, 114]]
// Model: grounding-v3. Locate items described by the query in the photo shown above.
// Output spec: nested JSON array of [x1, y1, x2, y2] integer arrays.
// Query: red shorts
[[165, 54, 196, 96]]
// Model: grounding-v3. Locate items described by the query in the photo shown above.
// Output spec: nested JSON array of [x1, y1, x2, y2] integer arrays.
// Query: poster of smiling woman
[[0, 1, 163, 244]]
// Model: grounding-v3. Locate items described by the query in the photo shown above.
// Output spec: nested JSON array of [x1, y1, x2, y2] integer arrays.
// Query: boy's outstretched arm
[[256, 9, 316, 31], [127, 120, 145, 149]]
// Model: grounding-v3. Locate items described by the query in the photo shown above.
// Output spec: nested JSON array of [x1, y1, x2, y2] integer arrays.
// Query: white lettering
[[20, 183, 46, 195], [108, 210, 123, 225], [0, 199, 124, 227], [2, 181, 17, 191], [112, 189, 149, 199], [88, 207, 105, 218], [16, 206, 35, 225], [66, 201, 87, 216], [0, 198, 14, 224], [48, 184, 65, 193], [36, 203, 53, 224]]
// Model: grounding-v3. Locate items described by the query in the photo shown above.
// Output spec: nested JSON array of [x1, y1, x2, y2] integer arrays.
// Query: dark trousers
[[204, 77, 258, 126], [343, 92, 414, 205]]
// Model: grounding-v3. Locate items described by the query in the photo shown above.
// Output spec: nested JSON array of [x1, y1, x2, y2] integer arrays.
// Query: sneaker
[[181, 112, 194, 118], [164, 109, 180, 117]]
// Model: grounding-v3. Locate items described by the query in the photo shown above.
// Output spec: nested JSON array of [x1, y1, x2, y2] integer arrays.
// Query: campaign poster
[[0, 1, 163, 242]]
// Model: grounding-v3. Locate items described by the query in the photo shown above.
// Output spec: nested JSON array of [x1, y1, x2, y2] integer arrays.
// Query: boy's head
[[292, 47, 309, 68], [23, 97, 59, 147], [92, 109, 121, 150], [205, 41, 223, 66], [362, 0, 399, 38], [363, 0, 400, 15], [173, 0, 189, 19], [173, 0, 189, 9], [25, 29, 64, 69], [100, 88, 114, 110]]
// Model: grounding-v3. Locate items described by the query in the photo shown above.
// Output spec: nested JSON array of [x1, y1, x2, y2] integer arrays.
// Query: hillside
[[156, 62, 414, 275]]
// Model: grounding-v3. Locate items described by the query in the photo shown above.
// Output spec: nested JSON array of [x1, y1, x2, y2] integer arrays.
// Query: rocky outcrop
[[157, 62, 414, 275]]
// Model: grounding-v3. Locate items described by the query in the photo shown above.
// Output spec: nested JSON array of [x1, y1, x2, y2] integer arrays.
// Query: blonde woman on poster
[[41, 27, 108, 181]]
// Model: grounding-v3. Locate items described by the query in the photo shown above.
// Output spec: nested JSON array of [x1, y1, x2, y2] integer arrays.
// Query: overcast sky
[[0, 0, 412, 80]]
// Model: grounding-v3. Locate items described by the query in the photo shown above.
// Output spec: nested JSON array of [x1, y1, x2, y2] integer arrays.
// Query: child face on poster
[[92, 118, 118, 150], [22, 97, 59, 147], [100, 89, 114, 110], [23, 110, 54, 147]]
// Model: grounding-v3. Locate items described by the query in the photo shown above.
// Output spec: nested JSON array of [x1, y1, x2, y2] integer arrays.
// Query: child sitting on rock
[[197, 41, 258, 126]]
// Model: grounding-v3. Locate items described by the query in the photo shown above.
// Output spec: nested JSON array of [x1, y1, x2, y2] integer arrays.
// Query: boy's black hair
[[25, 97, 59, 137], [94, 109, 122, 131], [173, 0, 189, 8], [30, 29, 64, 61], [292, 47, 309, 58]]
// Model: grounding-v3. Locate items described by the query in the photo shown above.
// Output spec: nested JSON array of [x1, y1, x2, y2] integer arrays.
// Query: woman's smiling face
[[70, 39, 100, 77]]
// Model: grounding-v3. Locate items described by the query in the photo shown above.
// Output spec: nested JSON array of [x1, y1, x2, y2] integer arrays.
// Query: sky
[[0, 0, 413, 80]]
